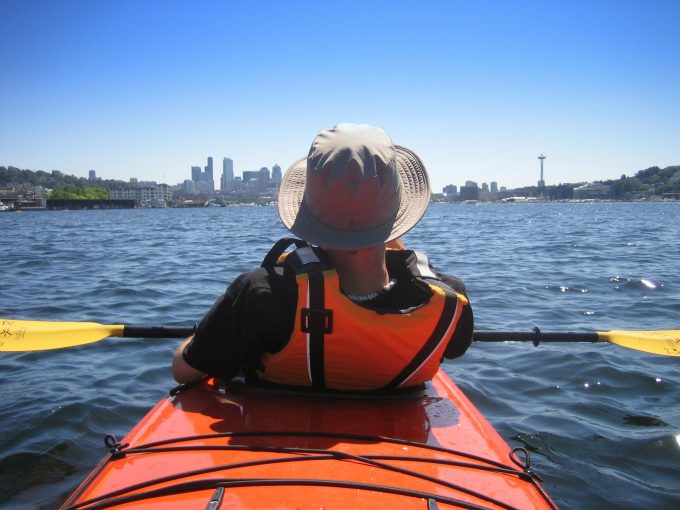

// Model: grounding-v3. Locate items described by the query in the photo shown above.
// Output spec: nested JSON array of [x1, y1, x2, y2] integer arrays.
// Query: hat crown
[[277, 123, 430, 250], [303, 124, 401, 240], [308, 123, 396, 180]]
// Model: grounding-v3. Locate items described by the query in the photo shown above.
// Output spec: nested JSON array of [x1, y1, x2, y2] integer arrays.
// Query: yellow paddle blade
[[599, 330, 680, 357], [0, 319, 125, 352]]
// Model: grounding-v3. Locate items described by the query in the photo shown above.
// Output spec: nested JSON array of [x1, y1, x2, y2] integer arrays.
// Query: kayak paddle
[[0, 319, 194, 352], [1, 318, 678, 356], [473, 329, 680, 357]]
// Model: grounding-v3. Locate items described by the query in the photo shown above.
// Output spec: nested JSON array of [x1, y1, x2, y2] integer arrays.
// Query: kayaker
[[173, 123, 473, 390]]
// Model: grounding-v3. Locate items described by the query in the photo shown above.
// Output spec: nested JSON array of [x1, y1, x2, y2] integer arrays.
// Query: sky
[[1, 0, 679, 192]]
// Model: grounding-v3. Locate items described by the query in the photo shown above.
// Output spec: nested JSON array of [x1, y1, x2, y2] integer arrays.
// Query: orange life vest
[[257, 243, 469, 391]]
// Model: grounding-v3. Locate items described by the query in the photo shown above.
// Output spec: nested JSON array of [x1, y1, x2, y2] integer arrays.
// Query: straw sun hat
[[277, 123, 431, 250]]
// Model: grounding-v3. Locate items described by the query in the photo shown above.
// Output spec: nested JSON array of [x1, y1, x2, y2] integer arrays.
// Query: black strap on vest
[[261, 238, 332, 388], [382, 288, 459, 390], [300, 270, 332, 388], [260, 237, 308, 269]]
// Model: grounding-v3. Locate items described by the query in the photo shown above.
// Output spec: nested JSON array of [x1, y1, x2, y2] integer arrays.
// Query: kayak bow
[[61, 370, 558, 509]]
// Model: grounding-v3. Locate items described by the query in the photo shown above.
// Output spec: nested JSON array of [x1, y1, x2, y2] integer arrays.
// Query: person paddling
[[173, 123, 473, 390]]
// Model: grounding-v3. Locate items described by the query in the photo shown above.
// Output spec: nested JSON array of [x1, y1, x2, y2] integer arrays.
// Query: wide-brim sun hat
[[278, 123, 430, 250]]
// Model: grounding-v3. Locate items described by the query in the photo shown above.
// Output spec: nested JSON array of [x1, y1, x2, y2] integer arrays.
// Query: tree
[[49, 186, 109, 200]]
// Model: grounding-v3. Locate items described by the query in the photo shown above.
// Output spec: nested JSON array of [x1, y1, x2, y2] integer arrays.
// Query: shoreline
[[3, 197, 679, 213]]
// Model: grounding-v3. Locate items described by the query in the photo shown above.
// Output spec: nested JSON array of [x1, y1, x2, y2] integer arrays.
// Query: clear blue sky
[[1, 0, 678, 191]]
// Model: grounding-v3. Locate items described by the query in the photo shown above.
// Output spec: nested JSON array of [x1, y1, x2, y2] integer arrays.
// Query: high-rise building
[[205, 157, 213, 179], [191, 166, 202, 182], [221, 157, 234, 191], [242, 170, 259, 183], [190, 158, 215, 194], [258, 167, 270, 193], [271, 164, 282, 185], [490, 181, 498, 194]]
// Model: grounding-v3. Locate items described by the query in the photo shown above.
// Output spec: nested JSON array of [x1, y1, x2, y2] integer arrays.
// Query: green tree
[[50, 186, 109, 199]]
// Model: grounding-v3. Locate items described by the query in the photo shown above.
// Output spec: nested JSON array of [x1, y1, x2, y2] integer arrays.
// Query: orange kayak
[[61, 370, 558, 509]]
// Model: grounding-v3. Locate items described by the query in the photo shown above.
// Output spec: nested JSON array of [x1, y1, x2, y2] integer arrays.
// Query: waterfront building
[[443, 184, 457, 197], [459, 183, 480, 201], [479, 182, 492, 201], [109, 183, 171, 204], [490, 181, 498, 194]]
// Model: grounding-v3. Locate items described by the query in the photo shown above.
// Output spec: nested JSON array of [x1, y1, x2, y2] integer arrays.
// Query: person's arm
[[170, 268, 297, 384], [172, 336, 207, 383], [435, 272, 474, 359], [443, 301, 473, 359]]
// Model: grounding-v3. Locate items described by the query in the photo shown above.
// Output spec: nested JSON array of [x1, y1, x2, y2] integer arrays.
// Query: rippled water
[[1, 202, 679, 509]]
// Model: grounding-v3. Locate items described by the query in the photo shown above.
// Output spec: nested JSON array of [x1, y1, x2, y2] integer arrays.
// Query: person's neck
[[326, 245, 390, 297]]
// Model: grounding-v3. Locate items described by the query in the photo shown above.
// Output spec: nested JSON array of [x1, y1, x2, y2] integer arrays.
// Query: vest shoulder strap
[[407, 250, 469, 304], [304, 270, 329, 388], [260, 237, 309, 269], [411, 250, 438, 279]]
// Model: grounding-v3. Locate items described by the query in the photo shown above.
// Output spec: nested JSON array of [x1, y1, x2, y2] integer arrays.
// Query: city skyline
[[2, 152, 539, 195], [194, 155, 519, 193], [2, 1, 679, 191], [0, 153, 642, 197], [185, 156, 284, 193]]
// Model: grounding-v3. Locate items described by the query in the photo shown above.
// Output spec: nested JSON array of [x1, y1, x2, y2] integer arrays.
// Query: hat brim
[[278, 145, 430, 250]]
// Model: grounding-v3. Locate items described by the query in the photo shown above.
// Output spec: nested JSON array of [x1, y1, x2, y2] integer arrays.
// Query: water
[[1, 202, 679, 509]]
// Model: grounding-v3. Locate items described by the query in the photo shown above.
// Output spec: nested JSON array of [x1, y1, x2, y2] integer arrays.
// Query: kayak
[[60, 370, 559, 509]]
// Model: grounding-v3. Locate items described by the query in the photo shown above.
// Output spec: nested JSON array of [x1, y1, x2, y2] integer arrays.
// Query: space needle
[[537, 154, 546, 188]]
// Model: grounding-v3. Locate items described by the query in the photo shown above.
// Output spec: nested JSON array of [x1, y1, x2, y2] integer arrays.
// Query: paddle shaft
[[131, 328, 603, 344], [129, 328, 602, 343], [474, 331, 600, 343], [126, 328, 611, 345], [123, 325, 195, 338]]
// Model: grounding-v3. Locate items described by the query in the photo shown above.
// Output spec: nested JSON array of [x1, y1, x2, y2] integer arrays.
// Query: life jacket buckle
[[301, 308, 333, 334]]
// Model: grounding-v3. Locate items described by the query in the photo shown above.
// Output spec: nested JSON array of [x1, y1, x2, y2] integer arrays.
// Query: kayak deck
[[61, 371, 558, 509]]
